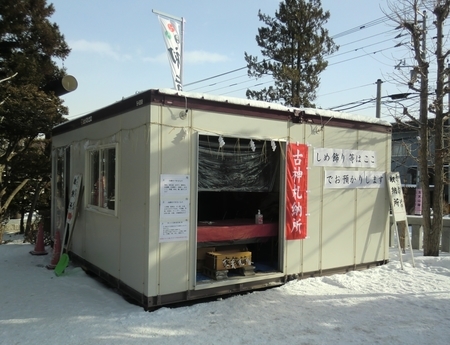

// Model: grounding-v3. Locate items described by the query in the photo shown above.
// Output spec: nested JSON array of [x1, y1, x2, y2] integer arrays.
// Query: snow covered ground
[[1, 231, 450, 345]]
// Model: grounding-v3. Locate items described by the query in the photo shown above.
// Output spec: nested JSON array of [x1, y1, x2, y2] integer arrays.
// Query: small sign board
[[386, 171, 415, 269], [387, 172, 407, 222], [61, 174, 83, 254]]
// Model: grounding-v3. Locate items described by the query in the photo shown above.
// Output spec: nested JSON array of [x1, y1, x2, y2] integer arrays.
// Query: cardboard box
[[205, 250, 252, 271]]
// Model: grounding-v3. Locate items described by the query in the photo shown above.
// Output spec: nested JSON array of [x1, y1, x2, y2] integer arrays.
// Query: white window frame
[[86, 143, 118, 215]]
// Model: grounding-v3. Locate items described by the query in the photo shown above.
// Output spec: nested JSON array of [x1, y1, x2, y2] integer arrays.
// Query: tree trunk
[[419, 59, 431, 253], [25, 180, 42, 236], [425, 9, 447, 256]]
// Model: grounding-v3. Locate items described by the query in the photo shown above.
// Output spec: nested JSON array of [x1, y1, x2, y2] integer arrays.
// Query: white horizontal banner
[[325, 170, 385, 189], [314, 148, 376, 168]]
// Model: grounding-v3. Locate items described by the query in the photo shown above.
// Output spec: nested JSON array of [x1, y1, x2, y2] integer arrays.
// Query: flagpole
[[180, 16, 184, 89]]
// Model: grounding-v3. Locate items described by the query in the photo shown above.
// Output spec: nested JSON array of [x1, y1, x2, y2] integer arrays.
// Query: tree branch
[[0, 178, 29, 214]]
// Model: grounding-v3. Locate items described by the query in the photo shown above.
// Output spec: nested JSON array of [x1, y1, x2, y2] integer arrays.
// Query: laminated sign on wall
[[159, 174, 190, 242]]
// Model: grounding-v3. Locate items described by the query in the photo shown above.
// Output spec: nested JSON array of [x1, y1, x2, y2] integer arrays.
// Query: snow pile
[[1, 232, 450, 345]]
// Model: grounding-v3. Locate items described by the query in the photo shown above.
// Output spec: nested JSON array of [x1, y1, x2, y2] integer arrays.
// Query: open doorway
[[52, 147, 70, 238], [196, 135, 282, 282]]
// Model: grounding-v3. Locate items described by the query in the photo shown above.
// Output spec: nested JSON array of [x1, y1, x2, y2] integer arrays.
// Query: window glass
[[103, 148, 116, 210], [392, 141, 410, 157], [89, 151, 100, 206], [88, 146, 116, 211]]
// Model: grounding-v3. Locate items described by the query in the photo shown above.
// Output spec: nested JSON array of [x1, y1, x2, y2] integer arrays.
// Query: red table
[[197, 219, 278, 243]]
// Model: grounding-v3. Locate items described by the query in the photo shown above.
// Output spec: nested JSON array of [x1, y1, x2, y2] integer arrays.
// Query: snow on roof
[[158, 88, 392, 127]]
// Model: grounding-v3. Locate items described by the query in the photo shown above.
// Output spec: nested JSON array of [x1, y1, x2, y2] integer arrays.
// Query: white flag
[[157, 15, 183, 91]]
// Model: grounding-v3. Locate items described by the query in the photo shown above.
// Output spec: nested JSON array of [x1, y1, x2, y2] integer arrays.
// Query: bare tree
[[386, 0, 450, 256]]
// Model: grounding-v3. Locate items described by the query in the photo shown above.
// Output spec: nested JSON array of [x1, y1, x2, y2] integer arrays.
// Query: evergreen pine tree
[[0, 0, 70, 239], [245, 0, 337, 107]]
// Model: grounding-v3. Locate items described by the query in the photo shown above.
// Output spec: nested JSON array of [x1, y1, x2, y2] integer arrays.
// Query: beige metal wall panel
[[188, 134, 200, 290], [53, 108, 151, 291], [321, 127, 359, 270], [354, 188, 388, 263], [301, 126, 325, 274], [285, 240, 302, 274], [119, 123, 149, 293], [191, 109, 288, 141], [65, 117, 124, 275], [277, 141, 288, 276], [159, 242, 189, 294], [78, 110, 148, 285], [354, 131, 390, 263], [156, 106, 191, 295], [321, 188, 357, 269], [85, 211, 120, 275], [146, 106, 162, 297]]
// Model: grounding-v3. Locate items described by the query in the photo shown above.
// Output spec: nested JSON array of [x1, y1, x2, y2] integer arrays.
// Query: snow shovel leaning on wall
[[55, 175, 83, 277], [54, 253, 70, 276]]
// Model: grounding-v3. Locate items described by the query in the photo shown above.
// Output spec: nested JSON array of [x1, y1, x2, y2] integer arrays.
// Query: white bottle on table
[[255, 209, 263, 224]]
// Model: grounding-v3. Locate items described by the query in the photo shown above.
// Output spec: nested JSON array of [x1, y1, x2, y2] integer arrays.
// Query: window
[[88, 145, 117, 212], [392, 141, 411, 157]]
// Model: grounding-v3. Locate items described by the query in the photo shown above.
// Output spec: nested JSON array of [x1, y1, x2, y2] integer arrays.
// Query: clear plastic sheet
[[198, 136, 278, 192]]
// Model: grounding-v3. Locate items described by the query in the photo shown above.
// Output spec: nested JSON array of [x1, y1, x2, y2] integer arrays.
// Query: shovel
[[54, 253, 70, 276]]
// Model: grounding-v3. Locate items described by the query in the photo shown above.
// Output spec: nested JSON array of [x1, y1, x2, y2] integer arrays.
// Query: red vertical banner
[[286, 143, 308, 240]]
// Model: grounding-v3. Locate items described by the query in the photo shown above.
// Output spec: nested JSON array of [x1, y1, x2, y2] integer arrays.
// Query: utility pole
[[376, 79, 383, 118], [445, 64, 450, 205]]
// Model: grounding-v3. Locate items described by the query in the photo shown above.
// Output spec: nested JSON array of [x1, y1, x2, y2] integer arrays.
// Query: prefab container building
[[51, 88, 392, 309]]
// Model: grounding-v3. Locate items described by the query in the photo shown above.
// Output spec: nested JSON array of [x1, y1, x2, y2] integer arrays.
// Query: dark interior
[[196, 135, 282, 281]]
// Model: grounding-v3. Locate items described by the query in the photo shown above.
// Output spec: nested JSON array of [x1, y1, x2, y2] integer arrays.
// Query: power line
[[318, 82, 374, 97], [190, 34, 397, 91], [186, 40, 399, 94], [329, 93, 421, 113], [185, 9, 431, 102], [221, 80, 274, 96], [187, 73, 251, 92], [328, 46, 397, 66], [184, 66, 247, 87], [330, 37, 401, 60], [338, 29, 396, 48], [185, 13, 397, 90], [331, 15, 392, 39]]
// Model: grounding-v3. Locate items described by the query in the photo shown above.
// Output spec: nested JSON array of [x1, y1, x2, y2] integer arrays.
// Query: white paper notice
[[160, 198, 189, 218], [159, 174, 190, 242], [161, 175, 189, 195], [160, 220, 189, 242]]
